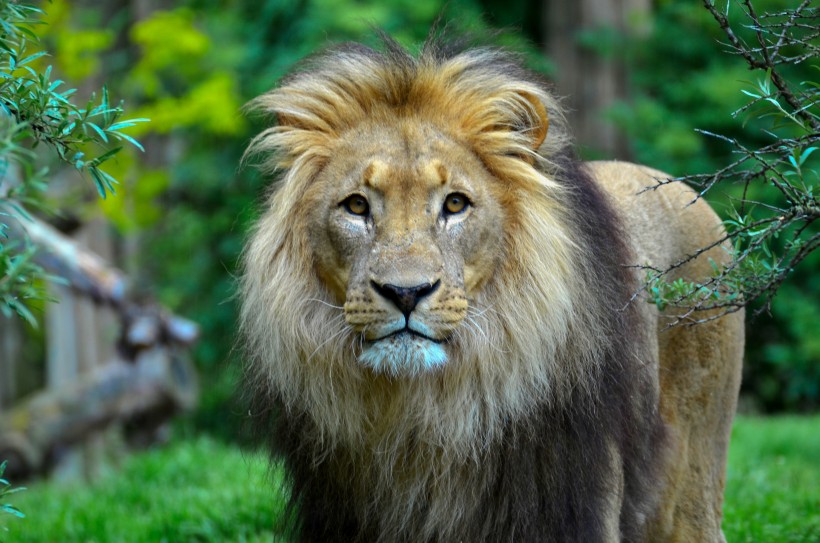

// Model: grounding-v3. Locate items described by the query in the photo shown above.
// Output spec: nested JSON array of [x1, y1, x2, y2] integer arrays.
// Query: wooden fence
[[0, 207, 199, 480]]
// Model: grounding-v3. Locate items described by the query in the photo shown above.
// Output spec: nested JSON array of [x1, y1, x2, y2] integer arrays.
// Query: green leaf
[[8, 299, 36, 327], [89, 168, 108, 199], [799, 147, 817, 165], [0, 504, 25, 518], [114, 131, 145, 152], [17, 50, 46, 66], [97, 169, 119, 193], [89, 147, 122, 167], [46, 79, 63, 93], [61, 120, 76, 135], [107, 118, 150, 131], [84, 121, 109, 143]]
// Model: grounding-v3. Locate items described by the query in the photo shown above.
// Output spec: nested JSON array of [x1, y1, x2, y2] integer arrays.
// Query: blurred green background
[[10, 0, 820, 440], [1, 0, 818, 541]]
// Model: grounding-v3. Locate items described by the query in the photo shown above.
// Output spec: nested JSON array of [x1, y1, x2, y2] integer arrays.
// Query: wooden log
[[0, 347, 197, 479], [1, 186, 200, 480], [0, 200, 199, 350]]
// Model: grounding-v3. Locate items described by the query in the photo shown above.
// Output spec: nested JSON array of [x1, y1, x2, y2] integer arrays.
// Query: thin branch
[[704, 0, 820, 131], [771, 1, 812, 60]]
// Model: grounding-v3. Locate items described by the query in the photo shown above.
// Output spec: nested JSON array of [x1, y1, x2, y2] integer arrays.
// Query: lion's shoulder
[[584, 160, 730, 276]]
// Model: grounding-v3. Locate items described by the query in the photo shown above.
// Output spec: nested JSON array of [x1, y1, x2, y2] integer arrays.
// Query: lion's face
[[305, 121, 506, 375], [244, 44, 573, 392]]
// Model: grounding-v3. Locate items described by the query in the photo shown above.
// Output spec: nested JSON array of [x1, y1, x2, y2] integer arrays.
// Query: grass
[[1, 416, 817, 542], [723, 416, 820, 542], [0, 438, 291, 542]]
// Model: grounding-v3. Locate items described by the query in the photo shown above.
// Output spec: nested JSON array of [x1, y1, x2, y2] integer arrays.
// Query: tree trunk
[[543, 0, 651, 157], [0, 317, 22, 409]]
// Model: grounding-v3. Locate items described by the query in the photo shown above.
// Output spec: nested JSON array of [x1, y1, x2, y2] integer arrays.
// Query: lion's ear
[[515, 90, 549, 151], [474, 89, 549, 161]]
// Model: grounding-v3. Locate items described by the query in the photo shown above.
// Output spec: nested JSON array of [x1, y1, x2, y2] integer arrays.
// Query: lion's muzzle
[[345, 278, 454, 376]]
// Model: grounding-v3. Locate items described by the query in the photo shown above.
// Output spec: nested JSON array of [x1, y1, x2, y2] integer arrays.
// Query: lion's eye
[[443, 193, 470, 215], [342, 194, 370, 216]]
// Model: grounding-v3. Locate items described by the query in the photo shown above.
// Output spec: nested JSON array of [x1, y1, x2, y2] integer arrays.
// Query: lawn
[[723, 416, 819, 542], [1, 415, 818, 542], [0, 438, 291, 542]]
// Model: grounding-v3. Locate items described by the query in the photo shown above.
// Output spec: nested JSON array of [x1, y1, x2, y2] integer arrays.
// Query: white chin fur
[[358, 333, 448, 376]]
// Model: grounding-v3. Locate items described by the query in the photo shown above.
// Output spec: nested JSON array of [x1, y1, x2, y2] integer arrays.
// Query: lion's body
[[241, 37, 744, 543]]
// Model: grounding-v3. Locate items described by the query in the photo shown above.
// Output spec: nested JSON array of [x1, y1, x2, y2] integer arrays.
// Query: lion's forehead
[[363, 157, 448, 201], [337, 121, 474, 193]]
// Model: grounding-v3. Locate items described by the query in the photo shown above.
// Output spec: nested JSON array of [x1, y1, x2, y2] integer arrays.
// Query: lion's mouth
[[373, 327, 443, 344], [359, 325, 449, 375]]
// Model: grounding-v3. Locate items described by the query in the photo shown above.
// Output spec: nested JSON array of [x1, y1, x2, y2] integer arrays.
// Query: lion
[[240, 35, 744, 543]]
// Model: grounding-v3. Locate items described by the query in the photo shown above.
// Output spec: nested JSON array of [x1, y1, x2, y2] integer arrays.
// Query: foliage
[[12, 0, 815, 440], [640, 1, 818, 325], [0, 0, 145, 324], [0, 460, 25, 532], [34, 0, 547, 438], [2, 416, 817, 542]]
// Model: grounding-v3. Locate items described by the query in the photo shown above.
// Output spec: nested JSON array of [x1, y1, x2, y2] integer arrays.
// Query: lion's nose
[[372, 280, 440, 316]]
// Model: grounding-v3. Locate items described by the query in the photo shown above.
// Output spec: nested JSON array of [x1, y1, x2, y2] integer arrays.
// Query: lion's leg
[[646, 310, 744, 542]]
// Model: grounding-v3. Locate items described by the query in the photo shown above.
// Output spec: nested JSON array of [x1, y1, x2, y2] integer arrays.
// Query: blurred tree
[[19, 0, 817, 421], [35, 0, 553, 438], [542, 0, 651, 158]]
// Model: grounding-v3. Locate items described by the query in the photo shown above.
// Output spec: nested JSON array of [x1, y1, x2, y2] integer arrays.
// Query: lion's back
[[586, 160, 728, 277]]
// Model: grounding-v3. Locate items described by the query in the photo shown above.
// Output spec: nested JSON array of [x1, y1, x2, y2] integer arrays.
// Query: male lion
[[241, 36, 744, 543]]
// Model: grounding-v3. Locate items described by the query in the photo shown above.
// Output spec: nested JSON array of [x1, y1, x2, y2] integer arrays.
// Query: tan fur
[[241, 43, 743, 542], [588, 161, 745, 541]]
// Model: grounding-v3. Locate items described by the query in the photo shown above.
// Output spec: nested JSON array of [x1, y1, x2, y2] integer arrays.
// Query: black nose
[[372, 280, 440, 316]]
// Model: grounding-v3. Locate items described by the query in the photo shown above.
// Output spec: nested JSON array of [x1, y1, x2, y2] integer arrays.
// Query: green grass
[[1, 416, 818, 542], [723, 416, 820, 543], [0, 438, 291, 542]]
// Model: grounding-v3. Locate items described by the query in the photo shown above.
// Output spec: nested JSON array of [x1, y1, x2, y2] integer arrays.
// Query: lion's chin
[[358, 332, 448, 377]]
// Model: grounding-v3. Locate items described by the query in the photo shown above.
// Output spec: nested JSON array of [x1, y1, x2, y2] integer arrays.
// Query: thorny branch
[[639, 2, 819, 325], [703, 0, 819, 131]]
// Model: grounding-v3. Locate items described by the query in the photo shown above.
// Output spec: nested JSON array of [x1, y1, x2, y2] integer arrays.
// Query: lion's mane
[[241, 36, 666, 542]]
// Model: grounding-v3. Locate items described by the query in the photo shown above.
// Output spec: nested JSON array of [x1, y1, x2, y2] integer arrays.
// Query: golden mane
[[240, 36, 662, 541], [242, 38, 611, 429], [245, 39, 573, 187]]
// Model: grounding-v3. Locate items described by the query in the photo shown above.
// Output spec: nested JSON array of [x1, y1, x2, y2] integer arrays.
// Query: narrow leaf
[[84, 121, 108, 143], [114, 132, 145, 152], [89, 168, 108, 199], [107, 118, 150, 131], [799, 147, 817, 165], [17, 50, 46, 66]]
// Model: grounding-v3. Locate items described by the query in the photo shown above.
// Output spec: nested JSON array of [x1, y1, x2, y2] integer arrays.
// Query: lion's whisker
[[468, 303, 498, 319], [308, 297, 345, 310], [306, 323, 350, 363]]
